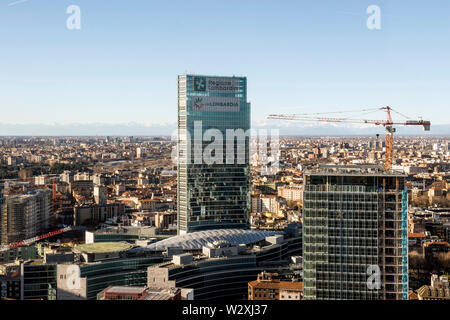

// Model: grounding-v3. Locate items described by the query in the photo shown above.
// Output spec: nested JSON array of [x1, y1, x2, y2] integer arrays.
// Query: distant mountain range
[[0, 122, 448, 136]]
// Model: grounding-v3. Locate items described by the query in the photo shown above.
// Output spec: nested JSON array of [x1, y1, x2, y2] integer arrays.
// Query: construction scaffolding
[[302, 165, 408, 300], [0, 190, 52, 246]]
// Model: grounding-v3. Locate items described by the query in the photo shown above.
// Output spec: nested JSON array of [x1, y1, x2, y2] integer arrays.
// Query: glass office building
[[147, 235, 302, 300], [302, 165, 408, 300], [20, 261, 57, 300], [57, 256, 165, 300], [177, 74, 251, 234]]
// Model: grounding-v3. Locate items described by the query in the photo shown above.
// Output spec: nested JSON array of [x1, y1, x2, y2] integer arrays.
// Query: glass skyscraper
[[303, 165, 408, 300], [177, 74, 251, 234]]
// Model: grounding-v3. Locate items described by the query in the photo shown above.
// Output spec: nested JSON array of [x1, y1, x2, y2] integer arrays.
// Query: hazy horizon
[[0, 122, 448, 137], [1, 1, 450, 129]]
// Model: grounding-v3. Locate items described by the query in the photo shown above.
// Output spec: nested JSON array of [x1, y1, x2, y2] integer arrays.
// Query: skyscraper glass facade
[[302, 166, 408, 300], [177, 74, 251, 234]]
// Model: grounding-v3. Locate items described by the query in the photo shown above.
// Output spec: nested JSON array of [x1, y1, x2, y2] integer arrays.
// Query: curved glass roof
[[133, 229, 280, 251]]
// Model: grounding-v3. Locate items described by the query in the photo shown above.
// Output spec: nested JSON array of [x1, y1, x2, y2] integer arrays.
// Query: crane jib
[[0, 226, 73, 253], [266, 106, 431, 170]]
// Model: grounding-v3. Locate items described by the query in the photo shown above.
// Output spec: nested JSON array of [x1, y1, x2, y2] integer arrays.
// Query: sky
[[0, 0, 449, 135]]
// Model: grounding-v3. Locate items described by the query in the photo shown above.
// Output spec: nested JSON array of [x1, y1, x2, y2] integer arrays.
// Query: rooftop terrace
[[74, 242, 132, 254]]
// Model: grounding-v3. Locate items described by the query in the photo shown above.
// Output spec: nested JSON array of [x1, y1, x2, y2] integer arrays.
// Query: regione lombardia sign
[[193, 76, 240, 93], [191, 76, 241, 112]]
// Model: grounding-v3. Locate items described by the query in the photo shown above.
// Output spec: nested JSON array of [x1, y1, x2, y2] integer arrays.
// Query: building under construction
[[0, 189, 52, 245], [302, 165, 408, 300], [0, 184, 4, 243]]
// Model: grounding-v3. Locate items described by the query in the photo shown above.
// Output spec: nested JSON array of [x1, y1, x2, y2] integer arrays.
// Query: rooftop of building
[[408, 233, 427, 238], [304, 165, 406, 177], [103, 286, 146, 295], [181, 73, 247, 79], [158, 253, 244, 269], [144, 288, 180, 300], [408, 290, 418, 300], [101, 286, 180, 300], [417, 285, 450, 299], [248, 279, 303, 291], [23, 259, 48, 265], [133, 229, 281, 251], [423, 241, 450, 248], [92, 225, 160, 234], [74, 242, 133, 254]]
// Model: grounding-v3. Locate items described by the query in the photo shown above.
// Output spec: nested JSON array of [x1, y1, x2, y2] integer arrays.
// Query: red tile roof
[[409, 233, 426, 238], [248, 280, 303, 290]]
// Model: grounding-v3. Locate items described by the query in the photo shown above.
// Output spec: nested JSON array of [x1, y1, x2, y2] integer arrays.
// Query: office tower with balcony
[[177, 74, 251, 234], [302, 165, 408, 300]]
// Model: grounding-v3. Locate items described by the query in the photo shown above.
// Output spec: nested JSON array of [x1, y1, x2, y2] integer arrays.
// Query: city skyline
[[0, 121, 448, 137], [1, 134, 449, 301], [1, 1, 450, 306]]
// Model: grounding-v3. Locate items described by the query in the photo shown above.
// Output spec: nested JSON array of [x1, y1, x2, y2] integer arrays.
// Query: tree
[[436, 252, 450, 272], [410, 195, 429, 208], [409, 251, 426, 276]]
